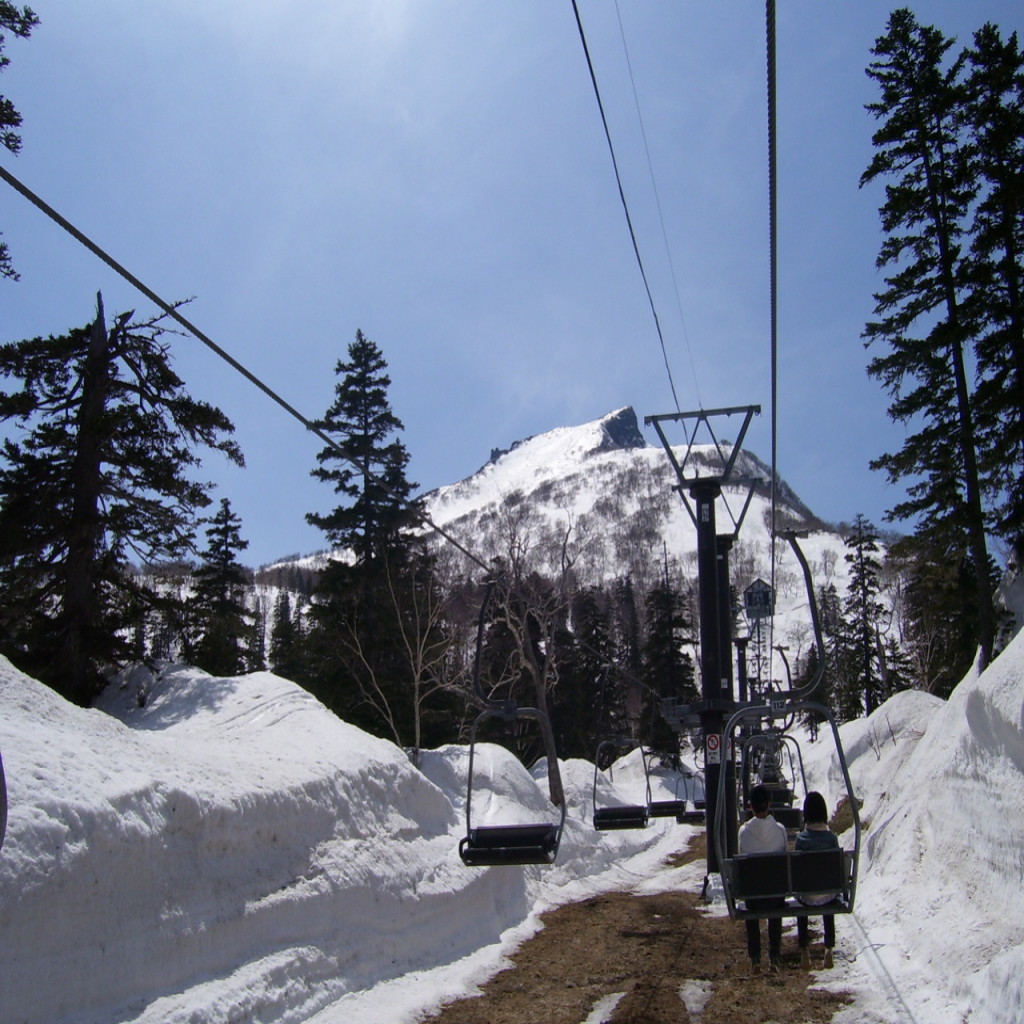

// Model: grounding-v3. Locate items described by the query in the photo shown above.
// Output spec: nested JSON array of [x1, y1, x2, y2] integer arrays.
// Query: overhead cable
[[0, 162, 492, 574], [569, 0, 681, 413], [613, 0, 702, 408]]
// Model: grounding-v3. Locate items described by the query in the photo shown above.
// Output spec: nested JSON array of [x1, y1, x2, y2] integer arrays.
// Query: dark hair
[[749, 785, 771, 814], [803, 791, 828, 825]]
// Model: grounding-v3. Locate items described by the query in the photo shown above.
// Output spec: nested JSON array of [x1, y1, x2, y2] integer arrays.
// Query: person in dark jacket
[[795, 791, 839, 968]]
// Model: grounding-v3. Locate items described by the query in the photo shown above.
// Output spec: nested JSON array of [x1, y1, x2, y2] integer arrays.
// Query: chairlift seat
[[676, 808, 706, 825], [724, 848, 853, 919], [459, 823, 561, 866], [594, 805, 649, 830], [648, 799, 688, 819]]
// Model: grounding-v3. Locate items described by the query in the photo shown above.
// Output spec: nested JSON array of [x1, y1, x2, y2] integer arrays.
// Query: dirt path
[[418, 835, 852, 1024]]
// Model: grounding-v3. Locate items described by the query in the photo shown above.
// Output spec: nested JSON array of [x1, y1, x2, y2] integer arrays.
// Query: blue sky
[[2, 1, 1021, 566]]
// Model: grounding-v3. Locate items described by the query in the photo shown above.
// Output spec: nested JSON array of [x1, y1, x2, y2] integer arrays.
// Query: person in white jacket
[[738, 784, 787, 972]]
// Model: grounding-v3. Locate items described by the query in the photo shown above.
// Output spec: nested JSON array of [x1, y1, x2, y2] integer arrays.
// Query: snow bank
[[0, 659, 681, 1024], [4, 627, 1024, 1024], [803, 634, 1024, 1024]]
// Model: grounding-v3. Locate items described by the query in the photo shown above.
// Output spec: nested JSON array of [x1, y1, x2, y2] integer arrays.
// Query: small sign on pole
[[706, 732, 722, 764]]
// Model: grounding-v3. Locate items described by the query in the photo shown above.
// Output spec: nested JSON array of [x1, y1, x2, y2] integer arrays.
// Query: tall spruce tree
[[269, 590, 306, 682], [611, 575, 645, 733], [642, 574, 696, 699], [552, 585, 618, 761], [861, 8, 997, 666], [889, 533, 980, 697], [818, 581, 855, 720], [0, 297, 243, 704], [304, 331, 431, 741], [306, 330, 420, 564], [963, 25, 1024, 558], [188, 498, 253, 677], [841, 515, 887, 716], [0, 2, 37, 281]]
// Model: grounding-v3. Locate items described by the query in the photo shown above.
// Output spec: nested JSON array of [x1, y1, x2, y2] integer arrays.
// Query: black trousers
[[744, 899, 785, 961], [797, 912, 836, 949]]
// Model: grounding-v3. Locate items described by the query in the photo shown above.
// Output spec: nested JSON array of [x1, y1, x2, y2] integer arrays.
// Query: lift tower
[[646, 405, 761, 876]]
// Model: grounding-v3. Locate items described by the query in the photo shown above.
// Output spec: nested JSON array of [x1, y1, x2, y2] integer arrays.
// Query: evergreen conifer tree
[[642, 571, 696, 704], [0, 2, 37, 280], [818, 582, 857, 720], [552, 585, 617, 760], [861, 8, 997, 667], [306, 330, 420, 564], [0, 297, 242, 704], [269, 591, 307, 682], [609, 575, 647, 729], [611, 576, 643, 687], [842, 515, 887, 715], [889, 533, 982, 697], [963, 24, 1024, 557], [304, 331, 435, 742], [188, 498, 253, 677]]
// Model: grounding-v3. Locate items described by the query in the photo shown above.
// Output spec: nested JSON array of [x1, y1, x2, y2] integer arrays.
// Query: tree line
[[0, 303, 991, 768]]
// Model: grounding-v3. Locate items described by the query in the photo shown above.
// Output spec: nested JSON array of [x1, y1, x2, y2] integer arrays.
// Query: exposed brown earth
[[417, 834, 852, 1024]]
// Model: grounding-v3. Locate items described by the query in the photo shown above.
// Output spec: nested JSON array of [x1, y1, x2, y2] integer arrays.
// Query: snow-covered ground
[[1, 628, 1022, 1024]]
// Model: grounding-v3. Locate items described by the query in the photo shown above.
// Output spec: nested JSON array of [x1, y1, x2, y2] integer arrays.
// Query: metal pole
[[716, 533, 738, 858], [735, 637, 749, 702], [691, 481, 725, 873]]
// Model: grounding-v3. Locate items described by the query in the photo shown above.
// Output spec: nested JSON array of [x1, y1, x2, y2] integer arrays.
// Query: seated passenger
[[795, 790, 839, 969], [738, 784, 787, 973]]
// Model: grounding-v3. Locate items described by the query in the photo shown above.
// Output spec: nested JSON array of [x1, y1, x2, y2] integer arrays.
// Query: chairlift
[[740, 729, 805, 831], [459, 702, 567, 866], [675, 766, 707, 825], [715, 698, 860, 921], [592, 738, 650, 830], [713, 533, 862, 921], [647, 746, 694, 820], [648, 791, 689, 819], [458, 579, 566, 867]]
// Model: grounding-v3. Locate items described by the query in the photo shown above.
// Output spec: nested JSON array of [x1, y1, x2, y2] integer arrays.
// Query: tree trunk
[[59, 294, 112, 705], [921, 138, 996, 668], [522, 637, 565, 808]]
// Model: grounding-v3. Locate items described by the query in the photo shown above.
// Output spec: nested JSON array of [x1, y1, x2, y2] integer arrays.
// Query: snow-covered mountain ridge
[[421, 406, 850, 658], [426, 406, 816, 536]]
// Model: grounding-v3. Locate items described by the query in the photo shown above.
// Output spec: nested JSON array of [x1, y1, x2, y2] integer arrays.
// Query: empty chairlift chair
[[647, 755, 690, 821], [457, 578, 566, 867], [592, 739, 650, 831], [459, 703, 566, 867], [675, 767, 707, 825]]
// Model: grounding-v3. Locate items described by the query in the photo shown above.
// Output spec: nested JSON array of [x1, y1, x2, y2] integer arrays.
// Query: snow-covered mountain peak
[[418, 407, 839, 633], [477, 406, 646, 480]]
